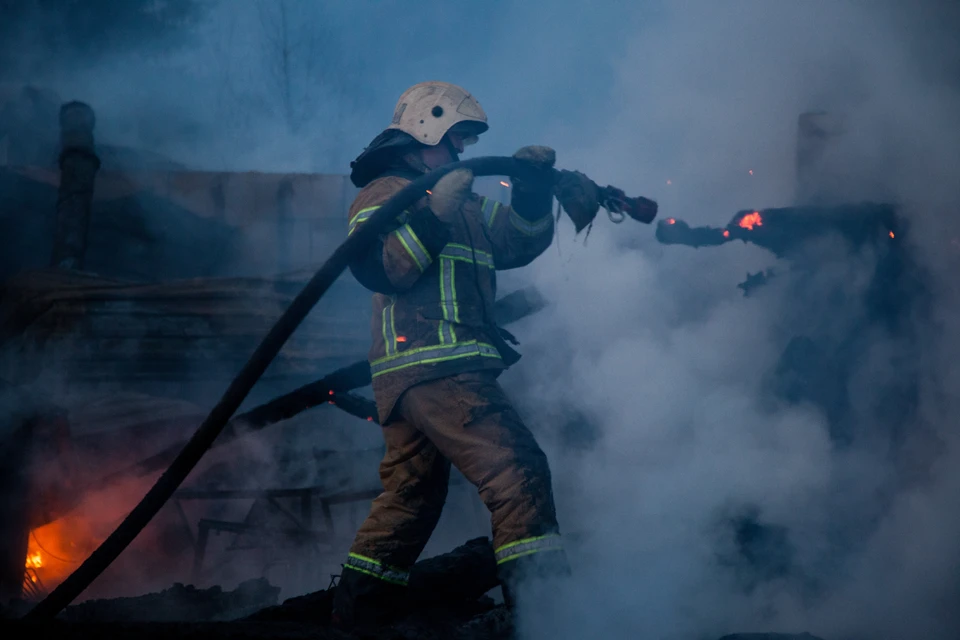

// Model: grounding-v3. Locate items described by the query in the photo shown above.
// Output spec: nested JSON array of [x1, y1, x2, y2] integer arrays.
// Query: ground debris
[[1, 536, 831, 639], [60, 577, 280, 622]]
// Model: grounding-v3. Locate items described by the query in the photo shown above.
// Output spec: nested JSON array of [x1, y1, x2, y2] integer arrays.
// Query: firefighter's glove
[[555, 169, 600, 233], [512, 145, 556, 219], [429, 169, 474, 223]]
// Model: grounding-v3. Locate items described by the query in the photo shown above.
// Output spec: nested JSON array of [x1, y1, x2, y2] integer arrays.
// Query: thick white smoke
[[499, 2, 960, 639]]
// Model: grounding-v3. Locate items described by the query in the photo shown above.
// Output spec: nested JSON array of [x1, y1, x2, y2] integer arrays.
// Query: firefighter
[[331, 81, 598, 629]]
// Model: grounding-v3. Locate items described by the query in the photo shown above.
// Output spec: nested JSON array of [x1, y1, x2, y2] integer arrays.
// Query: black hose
[[24, 156, 550, 619]]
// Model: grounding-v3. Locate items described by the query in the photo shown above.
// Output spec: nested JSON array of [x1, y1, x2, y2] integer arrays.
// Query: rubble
[[1, 536, 830, 639], [61, 578, 280, 623]]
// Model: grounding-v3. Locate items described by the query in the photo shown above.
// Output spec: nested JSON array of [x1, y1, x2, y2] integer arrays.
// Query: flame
[[395, 335, 407, 342], [23, 519, 89, 596], [500, 181, 510, 187], [666, 218, 676, 225], [889, 231, 895, 239], [738, 211, 763, 230], [723, 230, 730, 238], [425, 189, 432, 195]]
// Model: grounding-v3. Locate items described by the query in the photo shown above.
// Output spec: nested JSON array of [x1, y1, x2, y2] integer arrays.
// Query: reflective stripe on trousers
[[370, 341, 501, 378], [494, 534, 564, 565], [343, 552, 410, 586]]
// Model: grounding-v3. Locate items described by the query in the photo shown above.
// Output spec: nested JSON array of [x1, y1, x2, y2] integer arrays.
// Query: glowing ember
[[425, 189, 432, 195], [723, 230, 730, 238], [396, 336, 408, 342], [500, 181, 510, 187], [25, 551, 42, 569], [666, 218, 676, 225], [738, 211, 763, 230], [889, 231, 895, 238], [367, 417, 374, 421]]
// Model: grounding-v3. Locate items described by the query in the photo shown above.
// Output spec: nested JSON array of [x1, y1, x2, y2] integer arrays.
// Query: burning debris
[[655, 202, 901, 259]]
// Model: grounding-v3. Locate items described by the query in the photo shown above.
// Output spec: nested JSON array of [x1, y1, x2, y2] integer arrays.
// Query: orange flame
[[396, 336, 408, 343], [738, 211, 763, 230], [666, 218, 676, 225], [25, 551, 42, 569], [425, 189, 432, 195], [889, 231, 895, 239], [723, 230, 730, 238]]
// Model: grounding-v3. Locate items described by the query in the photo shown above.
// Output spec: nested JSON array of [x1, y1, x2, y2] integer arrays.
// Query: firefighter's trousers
[[332, 370, 567, 624]]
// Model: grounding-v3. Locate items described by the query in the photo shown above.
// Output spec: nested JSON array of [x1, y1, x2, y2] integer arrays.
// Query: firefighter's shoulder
[[349, 176, 414, 219]]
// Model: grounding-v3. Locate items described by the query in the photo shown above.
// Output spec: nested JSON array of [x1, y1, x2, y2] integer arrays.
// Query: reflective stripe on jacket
[[347, 175, 554, 422]]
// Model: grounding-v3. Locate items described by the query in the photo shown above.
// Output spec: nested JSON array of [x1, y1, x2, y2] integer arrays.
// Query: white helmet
[[387, 81, 488, 146]]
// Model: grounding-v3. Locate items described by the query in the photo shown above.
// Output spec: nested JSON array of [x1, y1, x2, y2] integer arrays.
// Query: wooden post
[[51, 101, 100, 270], [0, 416, 35, 602]]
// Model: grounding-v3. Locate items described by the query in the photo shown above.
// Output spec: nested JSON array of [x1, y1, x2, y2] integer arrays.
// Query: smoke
[[499, 2, 960, 639], [3, 0, 960, 636]]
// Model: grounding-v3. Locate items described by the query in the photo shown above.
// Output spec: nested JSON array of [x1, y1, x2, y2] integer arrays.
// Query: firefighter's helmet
[[386, 81, 488, 146]]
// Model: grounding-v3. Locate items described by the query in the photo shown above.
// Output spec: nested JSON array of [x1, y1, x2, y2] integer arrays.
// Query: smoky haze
[[4, 0, 960, 638]]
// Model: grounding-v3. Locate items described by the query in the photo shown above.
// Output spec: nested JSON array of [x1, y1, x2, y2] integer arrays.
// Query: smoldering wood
[[51, 102, 100, 270], [655, 203, 901, 259]]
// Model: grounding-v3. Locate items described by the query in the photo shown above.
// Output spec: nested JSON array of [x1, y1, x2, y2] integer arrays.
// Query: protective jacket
[[347, 173, 554, 423]]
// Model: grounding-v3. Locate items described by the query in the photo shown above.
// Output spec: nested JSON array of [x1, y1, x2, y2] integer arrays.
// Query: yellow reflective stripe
[[509, 210, 552, 236], [439, 243, 495, 269], [370, 341, 501, 378], [494, 534, 564, 565], [480, 197, 503, 227], [446, 243, 493, 259], [348, 206, 411, 236], [348, 206, 380, 237], [345, 553, 410, 586], [393, 224, 431, 272], [438, 258, 457, 344], [382, 301, 397, 356]]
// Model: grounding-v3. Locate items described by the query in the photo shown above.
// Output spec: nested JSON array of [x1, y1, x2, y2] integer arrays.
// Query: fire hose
[[24, 156, 657, 619]]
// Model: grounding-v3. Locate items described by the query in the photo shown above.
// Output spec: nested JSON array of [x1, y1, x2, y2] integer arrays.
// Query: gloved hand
[[512, 145, 556, 219], [555, 169, 599, 232], [512, 145, 556, 193], [429, 169, 474, 223]]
